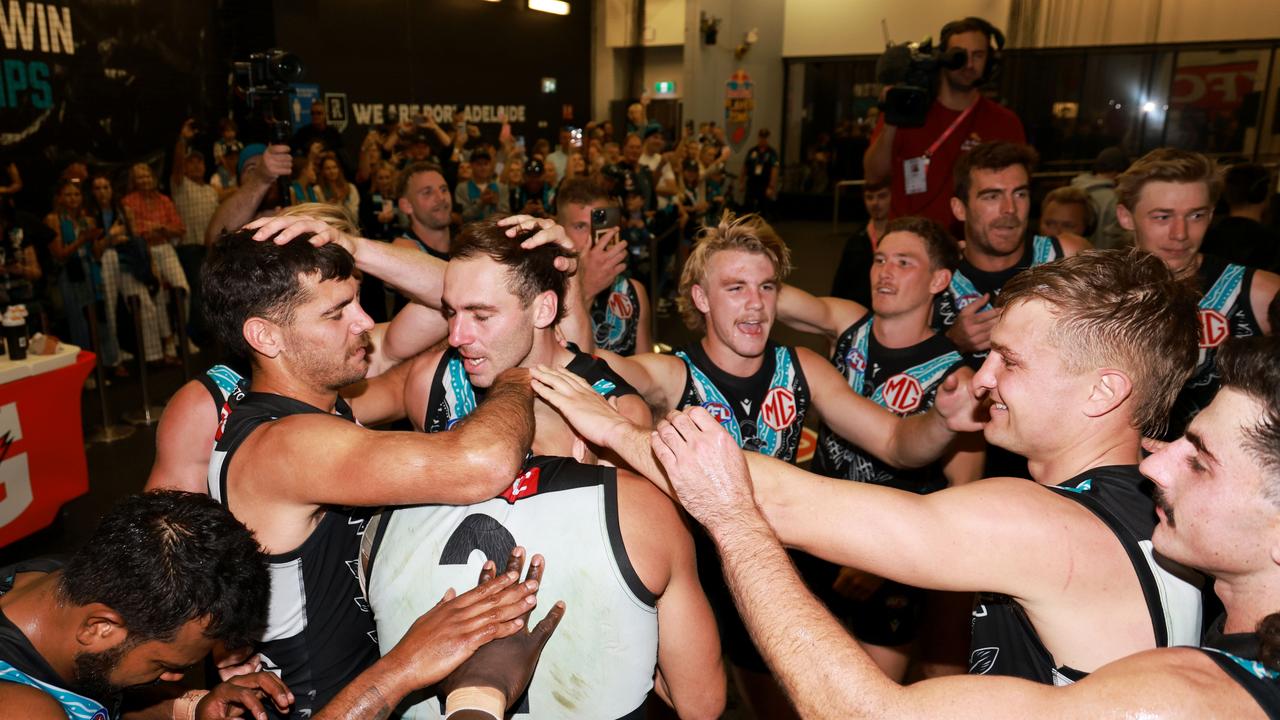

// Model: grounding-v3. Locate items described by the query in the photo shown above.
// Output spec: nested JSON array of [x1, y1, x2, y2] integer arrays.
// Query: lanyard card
[[904, 156, 929, 195]]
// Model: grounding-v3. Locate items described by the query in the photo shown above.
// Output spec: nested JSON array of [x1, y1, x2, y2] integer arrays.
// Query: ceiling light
[[529, 0, 569, 15]]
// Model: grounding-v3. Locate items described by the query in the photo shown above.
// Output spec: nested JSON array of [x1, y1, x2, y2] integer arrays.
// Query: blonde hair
[[1116, 148, 1221, 211], [277, 202, 360, 235], [998, 248, 1199, 437], [677, 212, 792, 331]]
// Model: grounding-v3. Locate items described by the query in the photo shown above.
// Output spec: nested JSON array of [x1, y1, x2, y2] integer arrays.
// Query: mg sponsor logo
[[882, 373, 923, 414], [1198, 309, 1229, 349], [761, 387, 797, 431], [608, 291, 634, 319]]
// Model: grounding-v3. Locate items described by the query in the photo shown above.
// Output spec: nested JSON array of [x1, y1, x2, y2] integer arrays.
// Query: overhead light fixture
[[529, 0, 569, 15]]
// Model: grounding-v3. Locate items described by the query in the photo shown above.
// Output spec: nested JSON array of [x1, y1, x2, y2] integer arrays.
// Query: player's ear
[[532, 290, 558, 330], [929, 268, 952, 295], [951, 196, 968, 224], [76, 603, 128, 653], [1115, 203, 1136, 232], [243, 317, 283, 358], [691, 283, 710, 314], [1084, 368, 1132, 419]]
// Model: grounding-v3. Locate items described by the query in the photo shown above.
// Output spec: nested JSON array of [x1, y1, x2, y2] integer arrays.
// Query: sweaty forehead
[[706, 249, 778, 281], [1135, 180, 1211, 212], [444, 256, 519, 304]]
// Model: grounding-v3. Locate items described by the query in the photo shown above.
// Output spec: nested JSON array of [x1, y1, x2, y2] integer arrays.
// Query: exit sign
[[654, 81, 677, 95]]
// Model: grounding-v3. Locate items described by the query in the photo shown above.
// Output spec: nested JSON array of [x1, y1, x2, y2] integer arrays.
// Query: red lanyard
[[925, 101, 978, 159]]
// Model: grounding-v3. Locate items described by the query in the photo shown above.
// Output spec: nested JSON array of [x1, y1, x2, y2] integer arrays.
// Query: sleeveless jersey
[[0, 559, 113, 720], [424, 343, 637, 432], [1165, 254, 1261, 439], [675, 342, 810, 462], [208, 393, 377, 719], [591, 275, 641, 355], [932, 234, 1064, 336], [812, 315, 964, 493], [195, 364, 249, 432], [968, 465, 1203, 685], [361, 456, 657, 720], [1201, 617, 1280, 718]]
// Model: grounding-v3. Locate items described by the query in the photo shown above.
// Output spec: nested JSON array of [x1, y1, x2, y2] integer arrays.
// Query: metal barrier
[[83, 304, 135, 444], [122, 295, 166, 426], [169, 286, 192, 382]]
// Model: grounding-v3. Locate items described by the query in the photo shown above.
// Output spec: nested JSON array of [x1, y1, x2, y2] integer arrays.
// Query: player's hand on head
[[244, 215, 359, 255], [384, 547, 542, 690], [500, 215, 578, 274], [197, 671, 294, 720], [441, 553, 565, 711], [530, 365, 628, 447], [650, 407, 756, 532]]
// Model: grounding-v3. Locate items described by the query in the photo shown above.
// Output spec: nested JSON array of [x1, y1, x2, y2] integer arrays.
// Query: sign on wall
[[725, 69, 755, 147]]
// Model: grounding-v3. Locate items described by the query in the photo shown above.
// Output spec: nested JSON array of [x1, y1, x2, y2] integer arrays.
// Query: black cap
[[643, 126, 663, 140]]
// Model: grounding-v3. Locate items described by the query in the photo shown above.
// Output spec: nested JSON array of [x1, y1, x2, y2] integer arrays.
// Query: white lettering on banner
[[0, 402, 31, 528], [0, 2, 74, 55], [348, 102, 526, 128]]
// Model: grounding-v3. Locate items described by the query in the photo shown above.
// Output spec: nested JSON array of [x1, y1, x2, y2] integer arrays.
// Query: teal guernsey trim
[[869, 350, 963, 408], [1204, 648, 1280, 681], [206, 364, 246, 398], [1031, 235, 1056, 265], [1058, 478, 1093, 494], [444, 354, 478, 428], [1201, 264, 1246, 314], [0, 660, 110, 719], [948, 270, 989, 312], [847, 319, 873, 396], [591, 379, 617, 395], [755, 347, 795, 457], [677, 350, 743, 446]]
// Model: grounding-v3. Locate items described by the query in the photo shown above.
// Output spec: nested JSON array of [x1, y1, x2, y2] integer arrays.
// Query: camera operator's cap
[[470, 148, 492, 162], [238, 143, 266, 177], [643, 126, 663, 140], [524, 158, 544, 175]]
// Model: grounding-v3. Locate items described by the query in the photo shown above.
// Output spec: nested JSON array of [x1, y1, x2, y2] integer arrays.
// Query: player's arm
[[342, 356, 414, 427], [746, 450, 1072, 596], [631, 279, 654, 354], [403, 349, 444, 432], [594, 349, 685, 413], [146, 379, 218, 493], [1056, 231, 1094, 257], [616, 472, 726, 719], [798, 348, 961, 469], [1250, 269, 1280, 335], [777, 284, 867, 341], [862, 117, 894, 187], [241, 368, 533, 508], [0, 683, 75, 719], [939, 366, 985, 486], [707, 504, 1254, 719], [380, 304, 450, 368]]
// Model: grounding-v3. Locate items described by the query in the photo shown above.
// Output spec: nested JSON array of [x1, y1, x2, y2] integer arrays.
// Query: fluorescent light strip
[[529, 0, 569, 15]]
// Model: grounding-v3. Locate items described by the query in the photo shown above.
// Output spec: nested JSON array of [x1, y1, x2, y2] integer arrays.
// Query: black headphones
[[940, 17, 1005, 86]]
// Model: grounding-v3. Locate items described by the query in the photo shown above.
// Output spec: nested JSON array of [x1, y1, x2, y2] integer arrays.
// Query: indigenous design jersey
[[424, 343, 637, 432], [361, 456, 657, 720], [1200, 617, 1280, 719], [196, 363, 249, 434], [968, 465, 1202, 686], [208, 393, 377, 719], [591, 275, 641, 355], [0, 560, 114, 720], [675, 342, 810, 462], [931, 235, 1064, 338], [1165, 254, 1261, 439], [812, 315, 963, 493]]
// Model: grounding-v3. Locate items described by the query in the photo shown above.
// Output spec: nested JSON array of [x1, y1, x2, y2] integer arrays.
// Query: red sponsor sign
[[501, 466, 541, 503], [1171, 60, 1259, 111], [1198, 309, 1229, 349], [761, 387, 797, 431], [883, 373, 923, 414], [0, 352, 95, 547], [608, 291, 634, 319]]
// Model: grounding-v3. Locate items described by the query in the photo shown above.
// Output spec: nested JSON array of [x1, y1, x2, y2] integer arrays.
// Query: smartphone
[[591, 206, 622, 247], [570, 127, 584, 149]]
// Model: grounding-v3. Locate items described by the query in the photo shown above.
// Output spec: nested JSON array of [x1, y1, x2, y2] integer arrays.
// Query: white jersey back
[[363, 457, 658, 719]]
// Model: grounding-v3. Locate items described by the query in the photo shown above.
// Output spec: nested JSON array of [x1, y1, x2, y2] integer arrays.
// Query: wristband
[[444, 686, 505, 720], [173, 689, 209, 720]]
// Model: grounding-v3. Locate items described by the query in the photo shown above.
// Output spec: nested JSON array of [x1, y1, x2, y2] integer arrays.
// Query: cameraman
[[863, 17, 1024, 228]]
